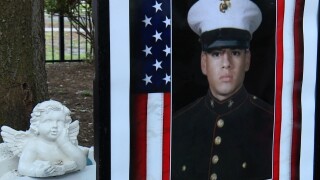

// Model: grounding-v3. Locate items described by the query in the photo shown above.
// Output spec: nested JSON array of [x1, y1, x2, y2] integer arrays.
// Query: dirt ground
[[46, 62, 94, 147]]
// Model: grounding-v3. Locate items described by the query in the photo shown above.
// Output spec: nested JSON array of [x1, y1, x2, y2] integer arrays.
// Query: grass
[[77, 90, 93, 97]]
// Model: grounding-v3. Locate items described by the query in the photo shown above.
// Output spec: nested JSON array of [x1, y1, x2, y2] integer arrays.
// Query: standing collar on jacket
[[206, 86, 249, 114]]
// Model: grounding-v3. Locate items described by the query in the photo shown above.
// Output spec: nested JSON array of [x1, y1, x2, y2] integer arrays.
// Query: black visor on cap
[[200, 28, 251, 51]]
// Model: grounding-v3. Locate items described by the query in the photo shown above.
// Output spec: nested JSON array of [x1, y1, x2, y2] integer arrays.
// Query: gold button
[[181, 165, 187, 171], [214, 136, 222, 145], [217, 119, 224, 128], [210, 173, 217, 180], [242, 162, 247, 168], [212, 155, 219, 164]]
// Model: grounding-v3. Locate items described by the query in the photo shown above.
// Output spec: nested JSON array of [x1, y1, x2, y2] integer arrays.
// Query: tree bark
[[0, 0, 48, 131]]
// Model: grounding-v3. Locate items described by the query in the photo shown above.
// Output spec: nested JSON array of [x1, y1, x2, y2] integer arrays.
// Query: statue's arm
[[18, 143, 42, 177], [57, 128, 86, 171], [18, 142, 67, 177]]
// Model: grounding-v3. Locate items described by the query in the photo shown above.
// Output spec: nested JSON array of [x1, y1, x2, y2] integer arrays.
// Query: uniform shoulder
[[249, 94, 273, 114], [173, 96, 205, 119]]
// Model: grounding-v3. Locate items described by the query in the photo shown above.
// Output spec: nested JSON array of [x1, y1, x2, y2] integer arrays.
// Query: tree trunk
[[0, 0, 48, 131]]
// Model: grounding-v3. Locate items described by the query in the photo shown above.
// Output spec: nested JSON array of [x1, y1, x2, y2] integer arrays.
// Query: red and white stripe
[[274, 0, 319, 179], [131, 93, 171, 180]]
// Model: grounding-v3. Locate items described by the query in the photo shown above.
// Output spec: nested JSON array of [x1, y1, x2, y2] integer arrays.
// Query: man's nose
[[222, 51, 231, 69]]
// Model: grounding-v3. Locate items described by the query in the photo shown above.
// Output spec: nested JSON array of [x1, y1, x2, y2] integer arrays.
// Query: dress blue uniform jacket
[[171, 87, 274, 180]]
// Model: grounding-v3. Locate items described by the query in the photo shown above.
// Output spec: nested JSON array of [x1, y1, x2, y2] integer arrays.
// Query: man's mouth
[[220, 75, 233, 82]]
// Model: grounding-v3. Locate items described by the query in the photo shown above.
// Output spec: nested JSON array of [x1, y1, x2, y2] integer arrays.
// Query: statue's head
[[29, 100, 72, 136]]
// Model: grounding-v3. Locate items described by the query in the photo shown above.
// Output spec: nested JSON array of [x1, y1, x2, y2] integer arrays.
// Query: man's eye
[[210, 51, 221, 57], [232, 50, 241, 56]]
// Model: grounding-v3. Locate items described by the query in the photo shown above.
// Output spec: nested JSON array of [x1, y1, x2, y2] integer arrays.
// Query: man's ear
[[201, 52, 207, 75], [245, 49, 251, 71]]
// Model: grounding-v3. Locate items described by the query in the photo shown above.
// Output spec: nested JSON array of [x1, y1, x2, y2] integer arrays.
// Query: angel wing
[[68, 120, 80, 146], [0, 126, 33, 157]]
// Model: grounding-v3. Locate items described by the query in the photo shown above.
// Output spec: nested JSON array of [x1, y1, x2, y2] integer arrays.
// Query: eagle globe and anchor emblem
[[219, 0, 231, 13]]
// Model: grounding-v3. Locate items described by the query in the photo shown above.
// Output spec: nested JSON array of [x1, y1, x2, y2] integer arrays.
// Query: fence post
[[93, 0, 110, 179], [59, 14, 65, 62]]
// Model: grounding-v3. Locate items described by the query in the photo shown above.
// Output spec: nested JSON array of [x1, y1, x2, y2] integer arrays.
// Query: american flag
[[273, 0, 319, 179], [129, 0, 171, 180]]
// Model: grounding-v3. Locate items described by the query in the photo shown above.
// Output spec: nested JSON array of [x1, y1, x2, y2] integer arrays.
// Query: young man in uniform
[[171, 0, 274, 179]]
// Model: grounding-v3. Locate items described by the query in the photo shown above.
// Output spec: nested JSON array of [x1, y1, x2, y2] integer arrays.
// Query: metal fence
[[45, 3, 92, 63]]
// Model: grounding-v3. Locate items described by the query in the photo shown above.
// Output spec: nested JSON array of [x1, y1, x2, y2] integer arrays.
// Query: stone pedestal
[[17, 165, 96, 180]]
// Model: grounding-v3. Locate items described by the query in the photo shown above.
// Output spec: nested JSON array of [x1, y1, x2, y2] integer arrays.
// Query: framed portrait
[[96, 0, 320, 179]]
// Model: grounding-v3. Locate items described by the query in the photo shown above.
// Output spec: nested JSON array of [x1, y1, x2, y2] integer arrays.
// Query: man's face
[[38, 111, 66, 141], [201, 48, 251, 101]]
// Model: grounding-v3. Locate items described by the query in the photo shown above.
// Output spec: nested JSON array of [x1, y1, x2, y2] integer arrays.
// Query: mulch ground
[[46, 62, 94, 147]]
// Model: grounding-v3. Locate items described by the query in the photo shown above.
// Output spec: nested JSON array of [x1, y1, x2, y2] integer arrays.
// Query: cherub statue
[[0, 100, 86, 178]]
